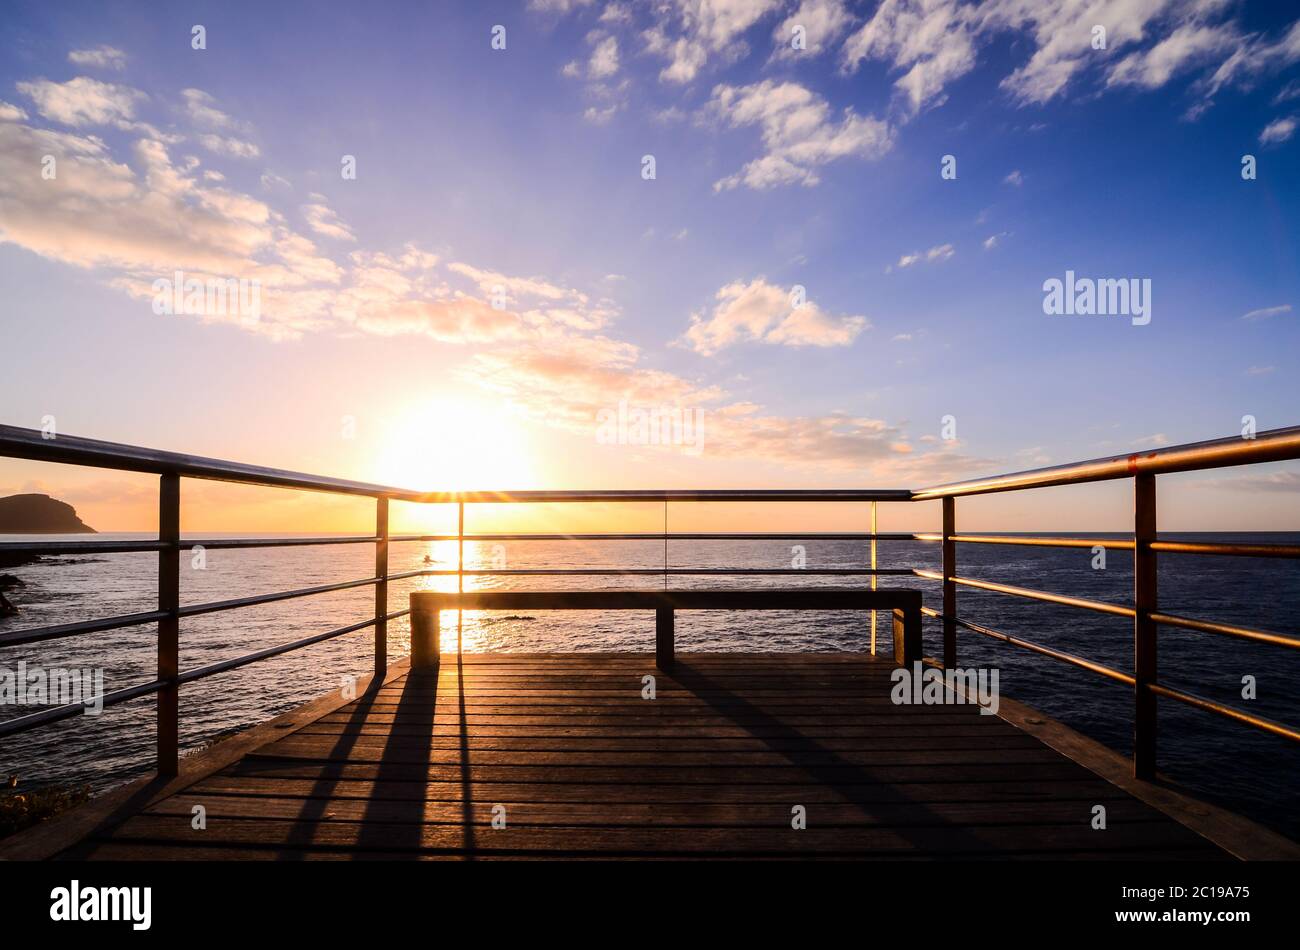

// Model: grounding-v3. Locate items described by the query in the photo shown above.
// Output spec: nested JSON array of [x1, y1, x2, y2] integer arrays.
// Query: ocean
[[2, 532, 1297, 839]]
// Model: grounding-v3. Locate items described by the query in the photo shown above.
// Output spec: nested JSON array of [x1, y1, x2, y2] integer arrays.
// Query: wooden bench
[[409, 588, 924, 671]]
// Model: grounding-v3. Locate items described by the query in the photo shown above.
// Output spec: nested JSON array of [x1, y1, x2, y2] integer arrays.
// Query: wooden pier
[[10, 651, 1290, 861], [3, 424, 1298, 862]]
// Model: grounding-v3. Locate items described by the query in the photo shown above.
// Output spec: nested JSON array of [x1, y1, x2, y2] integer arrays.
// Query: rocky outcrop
[[0, 494, 96, 534]]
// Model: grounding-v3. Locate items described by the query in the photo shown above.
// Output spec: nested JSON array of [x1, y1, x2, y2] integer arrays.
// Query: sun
[[375, 398, 539, 492]]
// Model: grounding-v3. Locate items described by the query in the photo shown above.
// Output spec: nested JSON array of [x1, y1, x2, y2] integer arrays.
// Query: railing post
[[157, 473, 180, 776], [656, 608, 675, 670], [457, 500, 464, 654], [869, 501, 878, 656], [942, 496, 956, 669], [1134, 473, 1158, 779], [374, 496, 388, 676]]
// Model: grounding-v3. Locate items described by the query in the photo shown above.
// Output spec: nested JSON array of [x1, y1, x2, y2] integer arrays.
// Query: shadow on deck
[[32, 653, 1253, 860]]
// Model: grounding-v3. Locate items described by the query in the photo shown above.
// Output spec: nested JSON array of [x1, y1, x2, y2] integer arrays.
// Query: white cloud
[[841, 0, 977, 112], [1240, 304, 1292, 321], [0, 122, 271, 277], [181, 88, 242, 130], [894, 243, 954, 269], [644, 0, 784, 84], [180, 89, 259, 156], [1274, 79, 1300, 104], [448, 262, 571, 303], [0, 101, 28, 122], [1003, 169, 1023, 186], [1259, 116, 1297, 144], [17, 76, 144, 127], [589, 33, 620, 78], [583, 104, 618, 124], [302, 196, 356, 241], [528, 0, 594, 11], [197, 133, 261, 158], [68, 46, 128, 71], [837, 0, 1290, 116], [562, 30, 629, 121], [1246, 365, 1275, 376], [707, 80, 893, 190], [470, 334, 988, 479], [1200, 19, 1300, 100], [599, 2, 633, 25], [773, 0, 856, 58], [1107, 22, 1239, 90], [681, 278, 867, 355], [337, 289, 529, 344], [0, 96, 616, 345], [990, 1, 1187, 106], [983, 231, 1009, 250]]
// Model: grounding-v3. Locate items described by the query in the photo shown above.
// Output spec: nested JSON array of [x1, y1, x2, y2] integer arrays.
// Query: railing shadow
[[350, 669, 437, 856], [277, 682, 387, 858], [456, 652, 475, 858], [666, 658, 993, 854]]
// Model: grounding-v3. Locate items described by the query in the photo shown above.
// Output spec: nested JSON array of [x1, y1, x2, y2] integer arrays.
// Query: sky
[[0, 0, 1298, 533]]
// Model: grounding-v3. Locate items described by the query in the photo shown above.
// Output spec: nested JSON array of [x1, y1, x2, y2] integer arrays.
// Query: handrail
[[914, 533, 1135, 550], [911, 424, 1300, 499], [912, 568, 1137, 618], [913, 534, 1300, 558], [2, 420, 1298, 791], [6, 421, 1296, 503], [0, 424, 426, 501], [0, 609, 171, 649]]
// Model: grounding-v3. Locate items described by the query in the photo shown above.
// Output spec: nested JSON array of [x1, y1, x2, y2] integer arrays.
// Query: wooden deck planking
[[62, 653, 1229, 860]]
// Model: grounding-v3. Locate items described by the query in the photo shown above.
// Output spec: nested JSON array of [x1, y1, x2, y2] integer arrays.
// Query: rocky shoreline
[[0, 493, 96, 618]]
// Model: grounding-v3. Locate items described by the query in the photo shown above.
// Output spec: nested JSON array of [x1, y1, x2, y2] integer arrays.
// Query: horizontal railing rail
[[1, 421, 1298, 789], [910, 425, 1300, 499], [0, 424, 427, 501]]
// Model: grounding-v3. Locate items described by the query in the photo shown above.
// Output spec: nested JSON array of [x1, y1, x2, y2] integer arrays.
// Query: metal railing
[[1, 422, 1297, 783], [910, 426, 1300, 776]]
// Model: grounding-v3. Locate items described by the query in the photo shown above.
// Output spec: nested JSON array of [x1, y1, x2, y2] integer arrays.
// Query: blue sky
[[0, 0, 1298, 529]]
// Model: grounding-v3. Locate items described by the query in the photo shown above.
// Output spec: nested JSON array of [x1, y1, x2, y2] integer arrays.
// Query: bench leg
[[656, 608, 675, 671], [892, 607, 921, 666], [411, 607, 441, 674]]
